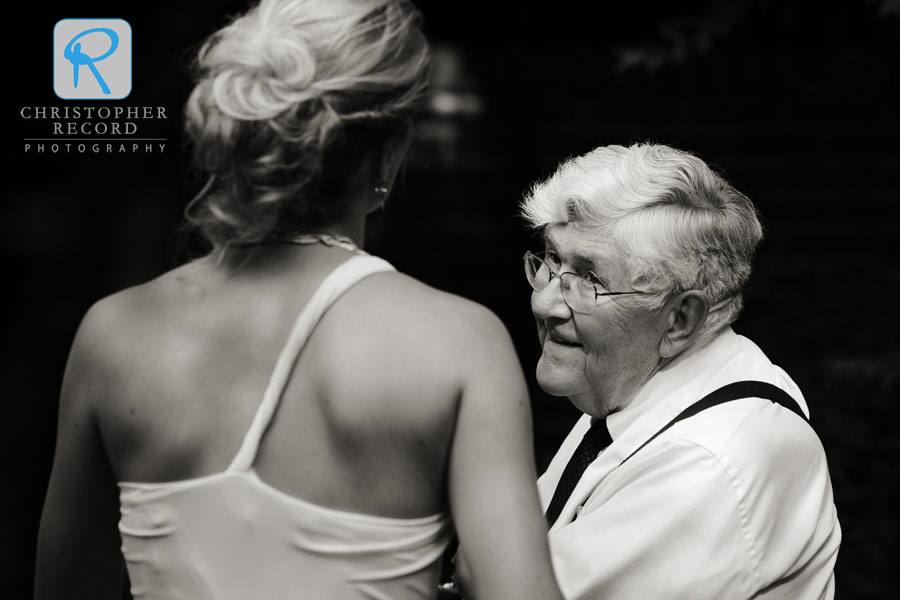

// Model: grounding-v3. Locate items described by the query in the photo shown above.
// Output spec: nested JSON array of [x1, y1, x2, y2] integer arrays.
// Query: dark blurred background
[[5, 0, 898, 597]]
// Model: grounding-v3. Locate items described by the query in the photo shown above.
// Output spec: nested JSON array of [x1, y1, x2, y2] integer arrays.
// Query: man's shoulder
[[665, 391, 820, 461], [657, 328, 813, 458], [645, 391, 829, 521]]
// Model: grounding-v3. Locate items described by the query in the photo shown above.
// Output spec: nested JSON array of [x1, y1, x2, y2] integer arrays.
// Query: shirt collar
[[605, 327, 741, 440]]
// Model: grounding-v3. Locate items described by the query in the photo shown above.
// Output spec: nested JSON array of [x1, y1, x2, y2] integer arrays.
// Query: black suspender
[[620, 380, 810, 465]]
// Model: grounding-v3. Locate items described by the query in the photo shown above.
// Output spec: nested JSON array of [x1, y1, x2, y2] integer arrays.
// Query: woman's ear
[[659, 290, 710, 358], [378, 126, 413, 187]]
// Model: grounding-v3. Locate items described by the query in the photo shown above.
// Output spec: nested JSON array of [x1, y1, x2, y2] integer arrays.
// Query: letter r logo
[[54, 19, 131, 100]]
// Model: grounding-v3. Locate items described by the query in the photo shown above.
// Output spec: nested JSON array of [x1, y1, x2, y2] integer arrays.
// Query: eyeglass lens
[[525, 253, 594, 313]]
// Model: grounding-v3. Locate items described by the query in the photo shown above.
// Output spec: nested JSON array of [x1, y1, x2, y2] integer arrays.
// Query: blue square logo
[[54, 19, 132, 100]]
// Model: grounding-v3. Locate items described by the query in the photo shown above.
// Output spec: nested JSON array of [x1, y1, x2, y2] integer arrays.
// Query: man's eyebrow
[[570, 252, 605, 271], [543, 230, 610, 270]]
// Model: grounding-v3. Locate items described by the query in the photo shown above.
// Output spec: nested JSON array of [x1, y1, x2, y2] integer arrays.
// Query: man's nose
[[531, 276, 571, 320]]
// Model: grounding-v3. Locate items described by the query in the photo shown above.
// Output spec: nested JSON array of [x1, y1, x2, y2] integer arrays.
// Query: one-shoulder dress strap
[[227, 254, 396, 472]]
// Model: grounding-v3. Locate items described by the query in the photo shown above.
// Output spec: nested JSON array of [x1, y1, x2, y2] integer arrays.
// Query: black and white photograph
[[6, 1, 899, 598]]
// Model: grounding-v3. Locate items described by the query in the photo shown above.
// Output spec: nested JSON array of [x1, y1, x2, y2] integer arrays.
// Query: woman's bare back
[[86, 246, 497, 519]]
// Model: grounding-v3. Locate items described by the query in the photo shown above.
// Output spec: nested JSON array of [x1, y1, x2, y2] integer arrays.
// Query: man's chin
[[535, 358, 585, 398]]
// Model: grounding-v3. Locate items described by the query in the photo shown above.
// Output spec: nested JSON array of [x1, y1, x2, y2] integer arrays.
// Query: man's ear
[[659, 290, 710, 359]]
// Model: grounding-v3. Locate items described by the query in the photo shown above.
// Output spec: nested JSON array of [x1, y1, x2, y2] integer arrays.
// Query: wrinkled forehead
[[543, 223, 624, 270]]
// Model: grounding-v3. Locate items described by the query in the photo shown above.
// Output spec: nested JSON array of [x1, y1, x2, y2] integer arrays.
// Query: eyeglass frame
[[523, 251, 647, 314]]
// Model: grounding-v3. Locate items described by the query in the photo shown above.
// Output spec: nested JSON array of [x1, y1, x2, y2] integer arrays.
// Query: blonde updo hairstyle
[[184, 0, 430, 249]]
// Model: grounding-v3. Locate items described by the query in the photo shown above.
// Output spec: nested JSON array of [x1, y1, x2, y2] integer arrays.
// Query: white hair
[[521, 143, 763, 344]]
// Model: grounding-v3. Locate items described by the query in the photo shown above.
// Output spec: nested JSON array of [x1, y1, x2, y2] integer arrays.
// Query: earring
[[375, 184, 389, 211]]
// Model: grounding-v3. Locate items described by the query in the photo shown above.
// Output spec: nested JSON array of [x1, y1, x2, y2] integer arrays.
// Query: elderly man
[[520, 143, 840, 599]]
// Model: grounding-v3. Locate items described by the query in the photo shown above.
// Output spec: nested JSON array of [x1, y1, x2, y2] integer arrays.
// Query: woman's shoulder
[[309, 267, 519, 392], [59, 267, 184, 420], [72, 259, 213, 367], [307, 266, 527, 427], [81, 260, 197, 323], [349, 268, 514, 346]]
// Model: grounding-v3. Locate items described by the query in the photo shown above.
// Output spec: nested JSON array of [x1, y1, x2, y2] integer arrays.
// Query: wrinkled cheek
[[582, 346, 651, 412], [582, 351, 613, 397], [582, 352, 603, 384]]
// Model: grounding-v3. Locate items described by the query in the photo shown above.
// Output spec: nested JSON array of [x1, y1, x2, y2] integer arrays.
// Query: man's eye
[[545, 252, 562, 267], [585, 273, 608, 290]]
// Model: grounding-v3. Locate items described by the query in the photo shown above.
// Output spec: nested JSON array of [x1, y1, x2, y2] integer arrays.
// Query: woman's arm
[[447, 306, 563, 600], [34, 304, 127, 600]]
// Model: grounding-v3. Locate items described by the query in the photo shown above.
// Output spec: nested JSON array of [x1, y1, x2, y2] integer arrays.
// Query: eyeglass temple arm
[[596, 291, 647, 297]]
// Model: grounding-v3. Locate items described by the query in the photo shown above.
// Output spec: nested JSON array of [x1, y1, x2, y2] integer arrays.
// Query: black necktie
[[545, 418, 612, 528]]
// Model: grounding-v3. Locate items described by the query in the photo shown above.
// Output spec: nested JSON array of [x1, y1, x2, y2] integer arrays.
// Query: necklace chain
[[267, 233, 364, 255], [229, 232, 365, 255]]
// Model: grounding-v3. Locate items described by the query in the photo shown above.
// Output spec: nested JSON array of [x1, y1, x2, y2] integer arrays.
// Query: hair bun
[[184, 0, 430, 250]]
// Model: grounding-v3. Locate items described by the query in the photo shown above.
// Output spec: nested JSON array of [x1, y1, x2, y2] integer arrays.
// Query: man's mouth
[[547, 331, 581, 347]]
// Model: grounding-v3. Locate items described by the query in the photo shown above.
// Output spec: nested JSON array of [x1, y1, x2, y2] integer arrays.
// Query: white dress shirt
[[537, 328, 841, 599]]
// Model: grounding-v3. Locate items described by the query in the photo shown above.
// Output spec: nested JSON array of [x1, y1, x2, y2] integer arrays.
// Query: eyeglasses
[[523, 251, 647, 314]]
